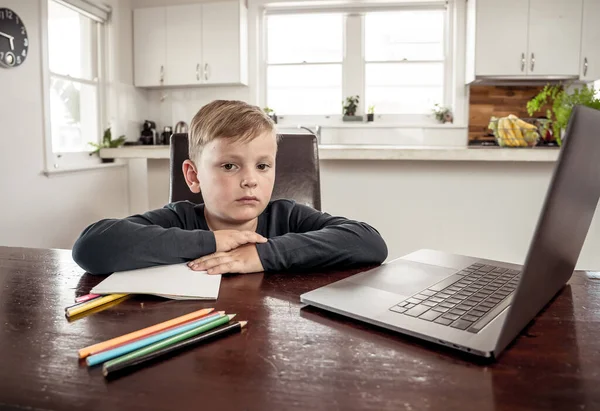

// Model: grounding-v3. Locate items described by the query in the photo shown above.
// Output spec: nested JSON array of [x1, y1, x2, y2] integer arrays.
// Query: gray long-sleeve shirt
[[72, 199, 388, 275]]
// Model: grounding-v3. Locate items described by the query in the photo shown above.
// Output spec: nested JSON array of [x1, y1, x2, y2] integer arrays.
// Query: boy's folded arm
[[256, 203, 388, 272], [72, 204, 216, 275]]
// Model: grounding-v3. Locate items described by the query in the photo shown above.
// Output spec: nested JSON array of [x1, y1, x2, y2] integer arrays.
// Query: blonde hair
[[188, 100, 277, 161]]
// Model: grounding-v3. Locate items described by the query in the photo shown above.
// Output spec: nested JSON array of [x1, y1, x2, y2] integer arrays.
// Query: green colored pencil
[[101, 314, 235, 371]]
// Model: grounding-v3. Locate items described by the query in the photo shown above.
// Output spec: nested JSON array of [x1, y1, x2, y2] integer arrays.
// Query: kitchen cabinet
[[527, 0, 582, 77], [202, 1, 248, 85], [165, 4, 202, 86], [466, 0, 583, 82], [133, 7, 166, 87], [133, 0, 248, 87], [580, 0, 600, 81]]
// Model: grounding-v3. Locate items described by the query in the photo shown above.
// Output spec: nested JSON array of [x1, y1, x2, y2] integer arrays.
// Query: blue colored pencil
[[86, 311, 225, 366]]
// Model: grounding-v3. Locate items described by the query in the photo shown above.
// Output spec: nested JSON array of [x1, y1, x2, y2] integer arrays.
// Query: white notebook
[[90, 263, 221, 300]]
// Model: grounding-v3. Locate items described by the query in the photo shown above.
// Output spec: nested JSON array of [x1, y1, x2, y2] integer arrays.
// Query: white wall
[[107, 0, 150, 143], [0, 0, 140, 250]]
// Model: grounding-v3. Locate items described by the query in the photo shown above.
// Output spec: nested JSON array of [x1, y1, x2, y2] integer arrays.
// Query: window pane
[[50, 77, 98, 153], [366, 63, 443, 114], [48, 0, 95, 79], [267, 64, 342, 115], [365, 10, 444, 61], [267, 14, 343, 63]]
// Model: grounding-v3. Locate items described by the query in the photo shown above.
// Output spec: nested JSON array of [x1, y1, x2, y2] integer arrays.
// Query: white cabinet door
[[474, 0, 529, 77], [133, 7, 166, 87], [166, 5, 203, 86], [527, 0, 583, 76], [580, 0, 600, 81], [202, 1, 241, 84]]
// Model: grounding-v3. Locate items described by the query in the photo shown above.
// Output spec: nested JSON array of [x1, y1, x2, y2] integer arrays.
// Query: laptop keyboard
[[389, 263, 521, 333]]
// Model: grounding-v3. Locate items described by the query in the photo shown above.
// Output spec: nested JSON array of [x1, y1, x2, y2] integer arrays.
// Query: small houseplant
[[367, 105, 375, 122], [432, 104, 453, 123], [527, 83, 600, 146], [343, 95, 362, 121], [264, 107, 277, 124], [89, 127, 126, 163]]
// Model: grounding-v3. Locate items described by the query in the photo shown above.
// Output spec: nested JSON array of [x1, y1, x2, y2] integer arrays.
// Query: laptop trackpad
[[346, 260, 458, 299]]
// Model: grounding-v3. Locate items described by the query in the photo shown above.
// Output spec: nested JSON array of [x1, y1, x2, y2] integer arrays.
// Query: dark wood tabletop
[[1, 246, 599, 411]]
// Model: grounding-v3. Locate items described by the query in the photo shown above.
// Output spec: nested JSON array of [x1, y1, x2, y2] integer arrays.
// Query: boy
[[72, 100, 388, 275]]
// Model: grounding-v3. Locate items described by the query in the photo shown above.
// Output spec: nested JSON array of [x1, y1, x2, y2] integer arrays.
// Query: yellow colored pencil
[[78, 307, 214, 359], [65, 294, 129, 318]]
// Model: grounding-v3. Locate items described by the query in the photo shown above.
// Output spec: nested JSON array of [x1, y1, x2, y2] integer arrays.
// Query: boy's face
[[195, 131, 277, 225]]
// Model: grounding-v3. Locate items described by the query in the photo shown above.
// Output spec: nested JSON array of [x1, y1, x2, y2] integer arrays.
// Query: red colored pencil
[[75, 293, 101, 303]]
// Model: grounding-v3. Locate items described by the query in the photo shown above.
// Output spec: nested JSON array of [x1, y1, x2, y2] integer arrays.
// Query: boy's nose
[[240, 172, 258, 188], [241, 178, 257, 188]]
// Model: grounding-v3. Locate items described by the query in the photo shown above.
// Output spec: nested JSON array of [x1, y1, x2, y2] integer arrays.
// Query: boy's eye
[[222, 163, 237, 171], [257, 163, 271, 171]]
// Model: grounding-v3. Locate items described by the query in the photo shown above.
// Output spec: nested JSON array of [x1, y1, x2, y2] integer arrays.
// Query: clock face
[[0, 8, 28, 68]]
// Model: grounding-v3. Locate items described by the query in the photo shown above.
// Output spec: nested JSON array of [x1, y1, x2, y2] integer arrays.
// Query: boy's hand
[[188, 244, 264, 275], [213, 230, 267, 252]]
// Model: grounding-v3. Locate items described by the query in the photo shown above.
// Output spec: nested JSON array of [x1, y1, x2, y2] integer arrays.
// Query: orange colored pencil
[[78, 307, 214, 359], [89, 314, 218, 356]]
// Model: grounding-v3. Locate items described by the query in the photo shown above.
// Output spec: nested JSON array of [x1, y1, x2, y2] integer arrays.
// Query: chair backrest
[[169, 133, 321, 210]]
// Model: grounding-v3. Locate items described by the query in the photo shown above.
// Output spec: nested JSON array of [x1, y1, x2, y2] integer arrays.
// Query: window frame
[[41, 0, 108, 172], [260, 3, 452, 126]]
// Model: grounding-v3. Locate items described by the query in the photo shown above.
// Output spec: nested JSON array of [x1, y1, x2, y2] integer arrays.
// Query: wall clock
[[0, 8, 28, 68]]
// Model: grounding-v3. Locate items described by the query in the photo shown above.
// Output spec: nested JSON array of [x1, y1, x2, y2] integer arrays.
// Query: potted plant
[[89, 127, 126, 163], [432, 104, 453, 124], [343, 95, 362, 121], [527, 83, 600, 146], [264, 107, 277, 124], [367, 105, 375, 122]]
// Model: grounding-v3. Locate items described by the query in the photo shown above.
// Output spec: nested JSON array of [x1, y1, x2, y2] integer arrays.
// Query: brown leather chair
[[169, 133, 321, 210]]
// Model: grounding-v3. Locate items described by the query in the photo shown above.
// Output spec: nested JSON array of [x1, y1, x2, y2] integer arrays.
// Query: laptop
[[300, 105, 600, 359]]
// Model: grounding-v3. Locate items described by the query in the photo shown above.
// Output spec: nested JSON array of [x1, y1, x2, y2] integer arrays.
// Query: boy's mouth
[[237, 196, 259, 202]]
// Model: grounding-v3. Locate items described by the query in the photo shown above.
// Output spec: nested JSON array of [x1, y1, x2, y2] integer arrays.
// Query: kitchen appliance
[[174, 121, 189, 134], [140, 120, 157, 145], [159, 126, 172, 145]]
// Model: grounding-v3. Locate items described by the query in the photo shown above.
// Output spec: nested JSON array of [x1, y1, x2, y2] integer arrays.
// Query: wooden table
[[1, 246, 599, 410]]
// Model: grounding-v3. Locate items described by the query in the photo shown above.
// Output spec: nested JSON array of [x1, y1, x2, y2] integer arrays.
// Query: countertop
[[100, 145, 560, 162]]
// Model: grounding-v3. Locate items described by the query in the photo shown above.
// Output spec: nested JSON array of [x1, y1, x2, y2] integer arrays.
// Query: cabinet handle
[[160, 65, 164, 84], [584, 57, 588, 77], [204, 63, 209, 81], [196, 63, 200, 81], [530, 53, 535, 72], [521, 53, 525, 72]]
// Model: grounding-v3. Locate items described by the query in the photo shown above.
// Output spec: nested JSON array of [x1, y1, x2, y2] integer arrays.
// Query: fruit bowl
[[488, 115, 544, 147]]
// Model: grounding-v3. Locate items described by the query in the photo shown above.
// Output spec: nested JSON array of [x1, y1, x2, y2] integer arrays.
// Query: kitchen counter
[[100, 145, 560, 162]]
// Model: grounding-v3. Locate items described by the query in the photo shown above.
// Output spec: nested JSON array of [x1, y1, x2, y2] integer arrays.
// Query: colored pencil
[[65, 294, 129, 318], [75, 293, 101, 303], [102, 314, 236, 376], [78, 307, 214, 359], [65, 295, 105, 312], [86, 311, 226, 366], [103, 320, 247, 377], [67, 297, 132, 323], [89, 314, 212, 355]]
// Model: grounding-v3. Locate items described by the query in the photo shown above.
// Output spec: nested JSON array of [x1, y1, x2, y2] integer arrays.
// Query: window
[[365, 10, 445, 114], [264, 6, 448, 119], [266, 13, 343, 115], [44, 0, 108, 168]]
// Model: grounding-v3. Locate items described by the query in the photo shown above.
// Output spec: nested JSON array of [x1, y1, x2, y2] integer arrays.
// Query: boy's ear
[[182, 160, 201, 193]]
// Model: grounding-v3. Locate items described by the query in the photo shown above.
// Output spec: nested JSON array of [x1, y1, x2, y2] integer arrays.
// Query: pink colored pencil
[[75, 293, 101, 303]]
